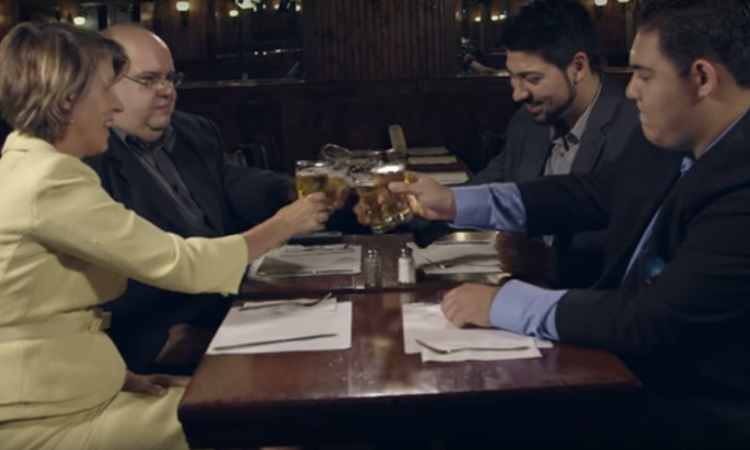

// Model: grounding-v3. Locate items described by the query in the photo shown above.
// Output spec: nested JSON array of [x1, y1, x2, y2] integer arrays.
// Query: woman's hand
[[272, 192, 331, 237], [122, 370, 190, 397]]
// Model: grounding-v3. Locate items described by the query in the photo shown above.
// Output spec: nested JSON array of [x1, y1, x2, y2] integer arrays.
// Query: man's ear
[[691, 59, 719, 99], [568, 51, 591, 84]]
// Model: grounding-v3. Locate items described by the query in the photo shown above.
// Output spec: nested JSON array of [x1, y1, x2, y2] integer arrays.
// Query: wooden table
[[241, 232, 504, 298], [179, 290, 642, 448]]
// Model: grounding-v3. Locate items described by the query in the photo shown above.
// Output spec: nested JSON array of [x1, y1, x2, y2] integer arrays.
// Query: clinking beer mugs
[[354, 159, 413, 234], [295, 160, 349, 208], [296, 146, 413, 233]]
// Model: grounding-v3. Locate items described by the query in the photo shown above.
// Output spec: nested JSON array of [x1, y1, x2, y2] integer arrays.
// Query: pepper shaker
[[363, 248, 382, 288]]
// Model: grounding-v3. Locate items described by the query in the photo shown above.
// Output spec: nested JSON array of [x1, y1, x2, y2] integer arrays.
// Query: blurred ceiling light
[[296, 4, 302, 11], [595, 0, 608, 5], [491, 15, 499, 21], [474, 16, 481, 22], [618, 0, 630, 2], [500, 13, 507, 20], [229, 9, 239, 17], [176, 1, 190, 12], [73, 16, 86, 26]]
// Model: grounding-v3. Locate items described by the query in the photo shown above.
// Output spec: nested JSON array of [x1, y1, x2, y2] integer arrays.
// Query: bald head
[[104, 25, 177, 142], [104, 25, 172, 74]]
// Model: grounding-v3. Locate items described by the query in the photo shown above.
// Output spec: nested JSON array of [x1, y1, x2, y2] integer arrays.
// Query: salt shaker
[[398, 246, 416, 285], [363, 248, 382, 288]]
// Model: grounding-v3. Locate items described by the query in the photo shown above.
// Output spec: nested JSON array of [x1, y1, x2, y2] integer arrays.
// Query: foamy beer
[[353, 174, 397, 234], [295, 160, 348, 207], [372, 162, 413, 225]]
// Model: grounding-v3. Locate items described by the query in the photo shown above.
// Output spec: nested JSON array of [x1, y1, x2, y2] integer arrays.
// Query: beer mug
[[320, 143, 352, 174], [372, 161, 413, 225], [295, 160, 345, 208], [352, 171, 397, 234]]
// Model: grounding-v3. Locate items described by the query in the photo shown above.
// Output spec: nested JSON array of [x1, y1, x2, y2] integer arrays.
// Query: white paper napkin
[[407, 156, 458, 165], [249, 244, 362, 278], [408, 242, 501, 274], [402, 302, 545, 363], [406, 147, 450, 156], [427, 171, 469, 185], [240, 296, 338, 313], [207, 300, 352, 355]]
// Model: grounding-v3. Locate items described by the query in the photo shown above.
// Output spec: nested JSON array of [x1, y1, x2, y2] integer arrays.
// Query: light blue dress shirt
[[451, 112, 748, 341]]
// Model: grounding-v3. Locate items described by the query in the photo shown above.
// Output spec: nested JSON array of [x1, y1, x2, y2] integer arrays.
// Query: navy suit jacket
[[472, 76, 640, 288], [519, 117, 750, 447]]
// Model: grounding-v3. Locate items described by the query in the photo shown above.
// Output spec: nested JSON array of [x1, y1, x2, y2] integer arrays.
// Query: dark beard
[[529, 76, 577, 126]]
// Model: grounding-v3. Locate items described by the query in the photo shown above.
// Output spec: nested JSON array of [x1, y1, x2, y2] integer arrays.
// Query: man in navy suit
[[393, 0, 750, 447], [411, 0, 640, 288], [86, 25, 315, 374]]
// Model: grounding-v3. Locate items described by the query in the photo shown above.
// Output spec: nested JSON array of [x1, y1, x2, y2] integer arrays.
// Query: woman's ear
[[61, 96, 75, 123]]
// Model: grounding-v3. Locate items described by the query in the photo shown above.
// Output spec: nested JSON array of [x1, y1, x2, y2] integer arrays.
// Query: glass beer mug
[[295, 160, 343, 208]]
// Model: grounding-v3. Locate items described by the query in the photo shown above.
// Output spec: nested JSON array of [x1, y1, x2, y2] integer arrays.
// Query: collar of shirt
[[679, 107, 749, 175], [549, 78, 604, 148], [113, 126, 177, 155]]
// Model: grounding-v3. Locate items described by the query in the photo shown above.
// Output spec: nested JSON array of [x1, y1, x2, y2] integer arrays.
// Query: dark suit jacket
[[85, 111, 292, 372], [519, 117, 750, 447], [470, 75, 639, 288]]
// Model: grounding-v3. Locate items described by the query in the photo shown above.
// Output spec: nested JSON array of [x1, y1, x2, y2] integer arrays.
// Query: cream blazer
[[0, 132, 248, 422]]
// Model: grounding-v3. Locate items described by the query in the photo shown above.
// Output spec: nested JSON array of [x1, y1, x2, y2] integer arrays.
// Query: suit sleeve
[[202, 119, 292, 228], [467, 151, 508, 185], [31, 157, 248, 295], [556, 189, 750, 357], [466, 110, 525, 185], [517, 160, 614, 237]]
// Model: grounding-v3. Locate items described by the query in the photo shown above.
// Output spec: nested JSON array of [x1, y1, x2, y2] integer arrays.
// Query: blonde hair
[[0, 22, 128, 143]]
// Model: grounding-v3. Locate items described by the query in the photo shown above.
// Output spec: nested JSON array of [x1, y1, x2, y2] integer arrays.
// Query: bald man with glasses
[[84, 25, 302, 375]]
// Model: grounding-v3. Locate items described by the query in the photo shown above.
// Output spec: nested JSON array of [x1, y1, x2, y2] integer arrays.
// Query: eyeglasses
[[123, 71, 185, 90]]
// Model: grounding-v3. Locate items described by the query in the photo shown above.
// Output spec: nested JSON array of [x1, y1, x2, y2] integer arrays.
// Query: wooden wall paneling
[[406, 0, 416, 79], [302, 0, 317, 80], [153, 0, 211, 61], [0, 0, 17, 38], [362, 0, 373, 80], [310, 0, 452, 81]]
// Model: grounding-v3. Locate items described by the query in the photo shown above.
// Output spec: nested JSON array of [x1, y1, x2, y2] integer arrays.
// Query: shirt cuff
[[451, 183, 526, 232], [452, 185, 492, 228], [489, 279, 566, 341]]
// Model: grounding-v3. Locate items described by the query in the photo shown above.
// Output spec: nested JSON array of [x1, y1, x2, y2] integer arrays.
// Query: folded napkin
[[241, 296, 338, 313], [427, 171, 469, 186], [250, 244, 362, 278], [407, 156, 458, 165], [207, 299, 352, 355], [406, 147, 450, 156], [402, 303, 546, 363], [408, 242, 501, 275]]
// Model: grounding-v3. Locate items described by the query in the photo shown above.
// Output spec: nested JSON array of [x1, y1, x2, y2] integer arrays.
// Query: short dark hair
[[637, 0, 750, 88], [501, 0, 601, 71]]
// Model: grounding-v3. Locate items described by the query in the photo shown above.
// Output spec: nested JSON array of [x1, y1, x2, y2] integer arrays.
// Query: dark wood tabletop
[[240, 232, 505, 299], [179, 290, 643, 449]]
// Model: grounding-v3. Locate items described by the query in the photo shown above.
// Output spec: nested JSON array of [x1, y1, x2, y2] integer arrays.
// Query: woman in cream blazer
[[0, 23, 330, 450]]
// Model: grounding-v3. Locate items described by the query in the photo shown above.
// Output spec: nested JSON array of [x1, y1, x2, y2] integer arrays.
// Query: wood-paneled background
[[2, 0, 636, 79], [0, 0, 635, 171], [305, 0, 456, 81]]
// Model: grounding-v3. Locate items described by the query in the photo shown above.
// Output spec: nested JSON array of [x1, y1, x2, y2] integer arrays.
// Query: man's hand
[[330, 181, 350, 211], [441, 283, 501, 328], [122, 370, 190, 397], [388, 172, 456, 221]]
